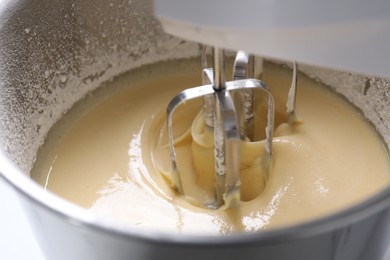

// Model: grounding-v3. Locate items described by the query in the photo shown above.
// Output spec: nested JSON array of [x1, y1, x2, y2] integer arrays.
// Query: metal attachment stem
[[212, 47, 226, 91], [287, 62, 298, 125]]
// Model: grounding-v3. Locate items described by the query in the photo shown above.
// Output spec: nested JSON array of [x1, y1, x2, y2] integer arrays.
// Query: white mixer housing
[[154, 0, 390, 77]]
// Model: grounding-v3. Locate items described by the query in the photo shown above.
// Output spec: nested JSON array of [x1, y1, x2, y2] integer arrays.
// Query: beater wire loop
[[166, 48, 282, 209]]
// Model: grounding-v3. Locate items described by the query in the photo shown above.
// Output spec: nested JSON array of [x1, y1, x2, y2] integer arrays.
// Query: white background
[[0, 179, 45, 260], [1, 177, 390, 260]]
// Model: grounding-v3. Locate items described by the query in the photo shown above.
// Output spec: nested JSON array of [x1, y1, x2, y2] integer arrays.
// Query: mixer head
[[154, 0, 390, 77]]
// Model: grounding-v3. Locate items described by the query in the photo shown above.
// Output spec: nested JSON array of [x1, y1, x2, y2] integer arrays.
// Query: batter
[[31, 60, 390, 234]]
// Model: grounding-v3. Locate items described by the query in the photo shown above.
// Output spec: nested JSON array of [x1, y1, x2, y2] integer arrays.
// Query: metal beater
[[166, 48, 297, 209]]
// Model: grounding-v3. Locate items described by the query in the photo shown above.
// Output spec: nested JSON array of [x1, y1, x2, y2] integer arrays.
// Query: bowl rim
[[1, 151, 390, 247]]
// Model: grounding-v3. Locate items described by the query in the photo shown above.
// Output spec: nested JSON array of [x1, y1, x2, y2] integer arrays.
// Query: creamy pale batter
[[31, 60, 390, 234]]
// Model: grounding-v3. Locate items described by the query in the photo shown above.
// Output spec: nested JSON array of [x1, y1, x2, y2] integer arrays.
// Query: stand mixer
[[152, 0, 390, 209]]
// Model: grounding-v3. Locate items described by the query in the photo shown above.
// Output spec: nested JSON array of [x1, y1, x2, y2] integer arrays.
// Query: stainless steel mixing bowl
[[1, 0, 390, 259]]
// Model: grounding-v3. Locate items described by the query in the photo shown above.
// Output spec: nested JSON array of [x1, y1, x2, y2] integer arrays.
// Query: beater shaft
[[212, 47, 241, 208], [287, 62, 298, 125]]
